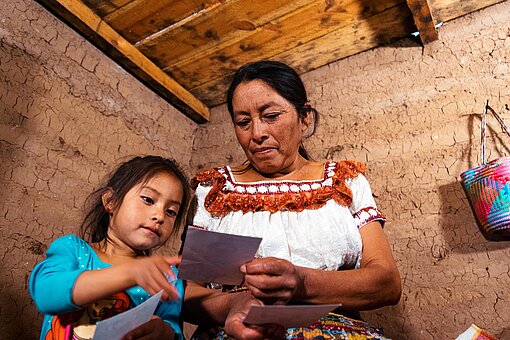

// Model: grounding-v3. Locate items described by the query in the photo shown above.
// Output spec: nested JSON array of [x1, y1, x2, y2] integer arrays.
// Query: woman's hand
[[121, 316, 174, 340], [127, 255, 181, 301], [241, 257, 305, 305], [224, 293, 285, 340]]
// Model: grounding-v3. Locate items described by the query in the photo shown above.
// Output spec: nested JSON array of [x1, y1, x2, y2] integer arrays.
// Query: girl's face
[[231, 79, 309, 176], [105, 172, 183, 253]]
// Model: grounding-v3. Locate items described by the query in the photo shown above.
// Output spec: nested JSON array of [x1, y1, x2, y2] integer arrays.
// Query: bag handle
[[480, 100, 510, 165]]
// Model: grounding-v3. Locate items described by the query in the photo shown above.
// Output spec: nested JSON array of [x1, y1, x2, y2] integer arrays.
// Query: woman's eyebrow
[[258, 102, 279, 112], [233, 102, 281, 116], [232, 110, 249, 116]]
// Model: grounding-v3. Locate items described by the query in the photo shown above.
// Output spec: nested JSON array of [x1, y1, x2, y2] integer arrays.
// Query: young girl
[[29, 155, 190, 340]]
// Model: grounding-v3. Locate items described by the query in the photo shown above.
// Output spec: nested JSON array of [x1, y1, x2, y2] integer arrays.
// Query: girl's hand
[[241, 257, 304, 305], [224, 294, 285, 340], [128, 255, 181, 301], [121, 316, 174, 340]]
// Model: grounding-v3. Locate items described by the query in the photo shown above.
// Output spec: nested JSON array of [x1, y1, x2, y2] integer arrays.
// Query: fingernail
[[164, 273, 177, 283], [240, 265, 246, 273]]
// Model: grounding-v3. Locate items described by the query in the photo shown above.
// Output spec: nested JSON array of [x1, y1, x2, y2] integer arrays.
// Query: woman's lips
[[252, 147, 275, 155]]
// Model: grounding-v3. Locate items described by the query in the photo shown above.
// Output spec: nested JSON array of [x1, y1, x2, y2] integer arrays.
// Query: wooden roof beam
[[37, 0, 210, 123], [405, 0, 439, 44]]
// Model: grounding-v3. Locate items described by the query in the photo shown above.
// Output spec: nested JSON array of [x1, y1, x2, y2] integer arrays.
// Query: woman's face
[[231, 79, 309, 175]]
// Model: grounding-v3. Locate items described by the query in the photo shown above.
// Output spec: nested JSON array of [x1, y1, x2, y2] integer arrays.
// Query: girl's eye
[[141, 196, 154, 204], [166, 209, 177, 217]]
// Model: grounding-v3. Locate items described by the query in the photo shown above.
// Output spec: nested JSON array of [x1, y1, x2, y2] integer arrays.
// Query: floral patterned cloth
[[193, 313, 389, 340]]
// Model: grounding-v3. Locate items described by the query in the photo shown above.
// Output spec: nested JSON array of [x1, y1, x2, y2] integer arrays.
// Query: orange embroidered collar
[[191, 161, 366, 216]]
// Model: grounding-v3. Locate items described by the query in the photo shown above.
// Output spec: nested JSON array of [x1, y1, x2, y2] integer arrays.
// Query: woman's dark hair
[[80, 155, 190, 252], [226, 60, 319, 160]]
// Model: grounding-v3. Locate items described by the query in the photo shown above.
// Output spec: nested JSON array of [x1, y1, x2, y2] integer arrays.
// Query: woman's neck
[[233, 158, 323, 182]]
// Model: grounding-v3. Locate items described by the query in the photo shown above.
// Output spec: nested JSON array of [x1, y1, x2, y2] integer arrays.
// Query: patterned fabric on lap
[[287, 313, 389, 340], [191, 313, 390, 340]]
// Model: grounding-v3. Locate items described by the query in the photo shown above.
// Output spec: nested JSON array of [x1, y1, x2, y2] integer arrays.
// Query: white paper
[[92, 290, 163, 340], [243, 304, 340, 328], [178, 227, 262, 285]]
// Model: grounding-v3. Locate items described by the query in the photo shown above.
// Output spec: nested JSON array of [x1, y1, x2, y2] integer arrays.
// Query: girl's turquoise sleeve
[[157, 267, 184, 340], [29, 235, 84, 315]]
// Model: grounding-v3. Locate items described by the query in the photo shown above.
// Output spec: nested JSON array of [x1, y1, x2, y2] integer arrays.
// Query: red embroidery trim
[[191, 161, 366, 217], [352, 206, 385, 228]]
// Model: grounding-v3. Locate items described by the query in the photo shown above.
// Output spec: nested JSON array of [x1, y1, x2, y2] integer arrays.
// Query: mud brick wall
[[2, 0, 510, 339], [0, 0, 196, 338], [191, 2, 510, 339]]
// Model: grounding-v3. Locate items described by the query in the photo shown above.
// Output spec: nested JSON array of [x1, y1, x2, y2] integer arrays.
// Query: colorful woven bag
[[460, 102, 510, 239]]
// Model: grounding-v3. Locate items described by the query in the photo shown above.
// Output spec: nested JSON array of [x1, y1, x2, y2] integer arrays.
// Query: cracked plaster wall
[[3, 0, 510, 339], [191, 2, 510, 339], [0, 0, 196, 338]]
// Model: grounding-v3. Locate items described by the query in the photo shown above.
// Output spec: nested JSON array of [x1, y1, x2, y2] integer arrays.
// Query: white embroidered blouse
[[191, 161, 384, 271]]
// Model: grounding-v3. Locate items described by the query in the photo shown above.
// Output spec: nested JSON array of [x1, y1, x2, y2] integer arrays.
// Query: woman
[[183, 60, 401, 339]]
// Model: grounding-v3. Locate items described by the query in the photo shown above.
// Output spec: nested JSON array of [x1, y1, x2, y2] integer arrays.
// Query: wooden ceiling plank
[[137, 0, 319, 68], [405, 0, 438, 44], [38, 0, 210, 123], [81, 0, 132, 17], [103, 0, 222, 44], [164, 0, 405, 90], [276, 3, 414, 73], [429, 0, 506, 23], [191, 3, 415, 107], [133, 1, 226, 47]]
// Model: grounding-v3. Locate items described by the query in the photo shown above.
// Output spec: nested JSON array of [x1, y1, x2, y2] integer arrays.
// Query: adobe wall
[[3, 0, 510, 339], [0, 0, 196, 338], [191, 2, 510, 339]]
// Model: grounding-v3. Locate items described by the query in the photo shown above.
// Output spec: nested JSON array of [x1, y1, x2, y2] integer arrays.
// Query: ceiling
[[38, 0, 506, 123]]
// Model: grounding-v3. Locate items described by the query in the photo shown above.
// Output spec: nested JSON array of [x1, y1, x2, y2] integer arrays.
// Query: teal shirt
[[29, 235, 183, 339]]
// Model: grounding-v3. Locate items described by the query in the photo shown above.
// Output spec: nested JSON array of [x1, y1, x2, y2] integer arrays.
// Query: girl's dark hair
[[80, 155, 190, 251], [226, 60, 319, 160]]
